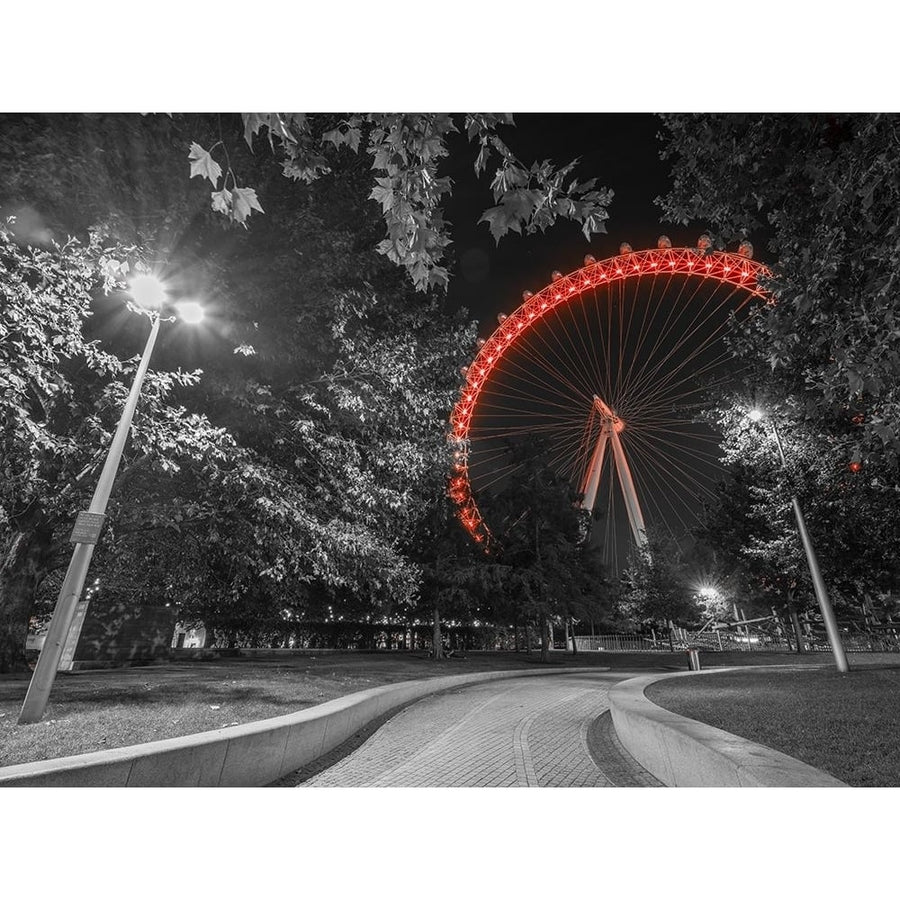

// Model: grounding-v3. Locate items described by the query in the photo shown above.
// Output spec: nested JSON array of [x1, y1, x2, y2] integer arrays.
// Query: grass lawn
[[0, 649, 620, 768], [645, 659, 900, 787]]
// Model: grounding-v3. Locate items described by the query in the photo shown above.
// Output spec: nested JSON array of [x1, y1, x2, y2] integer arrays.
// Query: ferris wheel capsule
[[738, 240, 754, 259], [476, 337, 486, 347], [497, 313, 507, 324], [697, 234, 713, 251], [584, 254, 596, 266], [657, 235, 672, 249], [460, 365, 469, 377], [619, 243, 633, 255], [551, 270, 563, 281], [522, 290, 533, 301]]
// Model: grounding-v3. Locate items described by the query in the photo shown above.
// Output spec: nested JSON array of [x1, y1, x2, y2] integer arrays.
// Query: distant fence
[[574, 631, 900, 653]]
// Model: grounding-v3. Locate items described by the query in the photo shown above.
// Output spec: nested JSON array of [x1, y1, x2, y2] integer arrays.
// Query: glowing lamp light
[[748, 409, 764, 422], [176, 301, 205, 324], [130, 274, 166, 309], [849, 460, 863, 473]]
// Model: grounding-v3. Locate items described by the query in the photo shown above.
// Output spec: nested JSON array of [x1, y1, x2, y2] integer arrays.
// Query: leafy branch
[[189, 113, 614, 292]]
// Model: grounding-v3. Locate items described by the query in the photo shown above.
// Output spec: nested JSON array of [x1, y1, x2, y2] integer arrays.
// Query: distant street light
[[18, 276, 204, 725], [749, 407, 849, 673]]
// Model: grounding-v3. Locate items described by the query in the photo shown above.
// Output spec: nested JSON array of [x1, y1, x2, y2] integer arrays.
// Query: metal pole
[[768, 420, 849, 673], [19, 314, 162, 724]]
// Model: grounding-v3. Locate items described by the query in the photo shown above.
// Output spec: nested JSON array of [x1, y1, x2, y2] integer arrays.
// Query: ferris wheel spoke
[[619, 286, 747, 406], [617, 279, 729, 408], [624, 431, 721, 499], [628, 349, 747, 416], [625, 440, 701, 534], [615, 273, 700, 407], [492, 340, 596, 410]]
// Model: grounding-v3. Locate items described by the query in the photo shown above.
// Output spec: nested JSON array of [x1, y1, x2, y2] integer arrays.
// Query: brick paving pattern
[[302, 671, 661, 788]]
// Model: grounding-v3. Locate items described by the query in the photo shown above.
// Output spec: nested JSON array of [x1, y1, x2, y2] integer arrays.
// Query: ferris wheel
[[448, 236, 770, 572]]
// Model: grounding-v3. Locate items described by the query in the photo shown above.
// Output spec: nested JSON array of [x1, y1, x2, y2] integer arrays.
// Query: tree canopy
[[0, 111, 615, 667], [660, 113, 900, 466]]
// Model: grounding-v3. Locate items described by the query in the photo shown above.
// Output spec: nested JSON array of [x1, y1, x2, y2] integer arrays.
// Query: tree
[[478, 443, 608, 662], [694, 401, 900, 639], [659, 113, 900, 466], [618, 533, 699, 649], [1, 114, 483, 661], [90, 286, 477, 645], [405, 495, 487, 660], [0, 222, 233, 670]]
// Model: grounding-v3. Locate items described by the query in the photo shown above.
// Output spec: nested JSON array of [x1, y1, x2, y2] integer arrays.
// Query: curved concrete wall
[[608, 669, 846, 787], [0, 667, 602, 788]]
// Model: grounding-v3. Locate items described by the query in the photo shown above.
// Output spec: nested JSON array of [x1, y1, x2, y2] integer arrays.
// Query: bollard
[[686, 648, 701, 671]]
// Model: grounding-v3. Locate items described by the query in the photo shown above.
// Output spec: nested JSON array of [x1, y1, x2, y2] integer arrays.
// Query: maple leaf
[[231, 187, 264, 226], [242, 114, 268, 148], [188, 143, 222, 186], [211, 189, 232, 215]]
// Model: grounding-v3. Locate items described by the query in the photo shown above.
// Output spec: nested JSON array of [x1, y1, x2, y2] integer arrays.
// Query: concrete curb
[[608, 668, 847, 787], [0, 666, 605, 787]]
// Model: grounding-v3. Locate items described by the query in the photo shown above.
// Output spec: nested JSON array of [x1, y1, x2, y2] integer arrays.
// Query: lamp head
[[175, 301, 205, 325], [129, 274, 167, 309], [748, 408, 764, 422]]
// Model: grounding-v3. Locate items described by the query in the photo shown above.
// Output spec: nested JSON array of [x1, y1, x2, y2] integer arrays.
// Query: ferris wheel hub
[[592, 394, 625, 432]]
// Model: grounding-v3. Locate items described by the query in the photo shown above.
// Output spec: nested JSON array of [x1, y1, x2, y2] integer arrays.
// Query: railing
[[573, 631, 900, 653]]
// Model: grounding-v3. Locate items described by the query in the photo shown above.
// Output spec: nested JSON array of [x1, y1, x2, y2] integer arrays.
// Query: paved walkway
[[302, 671, 661, 788]]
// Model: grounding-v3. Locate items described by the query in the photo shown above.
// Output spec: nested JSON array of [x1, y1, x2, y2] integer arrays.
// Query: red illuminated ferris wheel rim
[[448, 243, 772, 545]]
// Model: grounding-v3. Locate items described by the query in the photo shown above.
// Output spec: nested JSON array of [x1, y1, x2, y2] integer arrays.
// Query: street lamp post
[[749, 409, 850, 673], [18, 277, 201, 724]]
